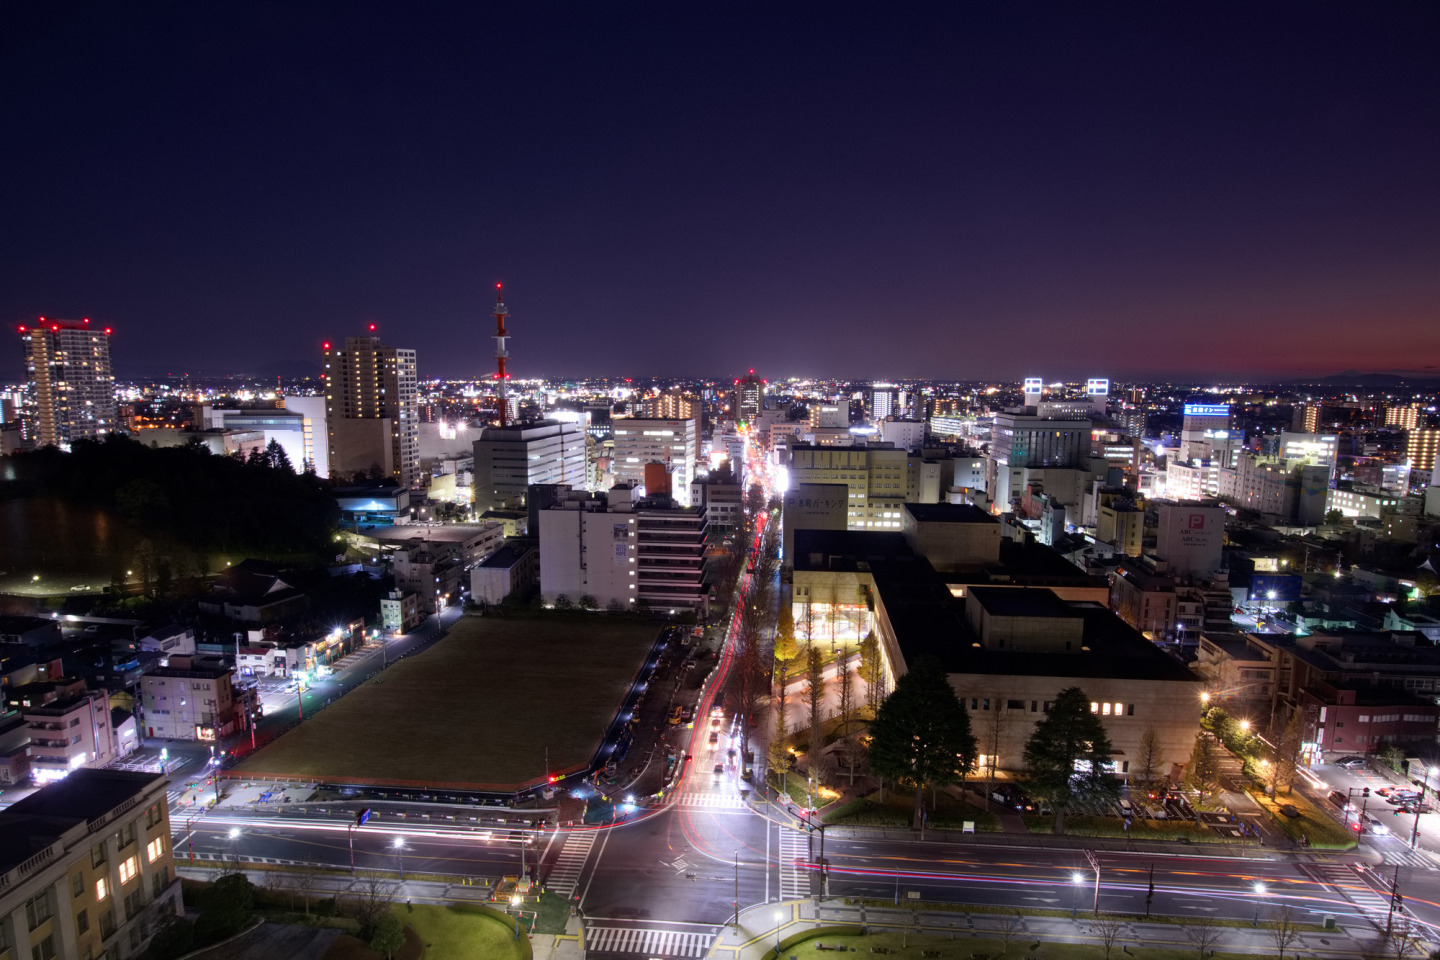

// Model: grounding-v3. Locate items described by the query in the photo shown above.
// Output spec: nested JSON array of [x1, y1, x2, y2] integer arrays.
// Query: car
[[1386, 793, 1419, 805], [1401, 802, 1434, 814], [1335, 756, 1368, 768], [1280, 804, 1301, 818], [1362, 815, 1389, 834], [708, 731, 719, 744], [712, 764, 725, 777]]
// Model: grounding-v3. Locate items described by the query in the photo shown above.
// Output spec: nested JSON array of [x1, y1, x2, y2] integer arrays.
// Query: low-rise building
[[138, 658, 254, 742], [380, 589, 423, 634], [470, 539, 539, 607], [0, 769, 180, 960], [24, 688, 113, 784]]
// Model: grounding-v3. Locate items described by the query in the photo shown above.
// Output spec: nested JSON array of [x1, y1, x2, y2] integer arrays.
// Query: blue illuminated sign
[[1183, 404, 1230, 418]]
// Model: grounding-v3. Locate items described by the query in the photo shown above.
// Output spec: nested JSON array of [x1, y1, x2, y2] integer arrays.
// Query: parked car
[[1335, 756, 1367, 768], [1328, 790, 1355, 811], [1401, 802, 1434, 814], [1386, 792, 1420, 805]]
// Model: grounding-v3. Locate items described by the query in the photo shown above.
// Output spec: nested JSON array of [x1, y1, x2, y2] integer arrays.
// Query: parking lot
[[1311, 759, 1440, 862]]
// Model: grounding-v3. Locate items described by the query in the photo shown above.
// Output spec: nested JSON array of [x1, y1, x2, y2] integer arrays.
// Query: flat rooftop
[[0, 770, 163, 875], [368, 523, 501, 545], [903, 503, 997, 525]]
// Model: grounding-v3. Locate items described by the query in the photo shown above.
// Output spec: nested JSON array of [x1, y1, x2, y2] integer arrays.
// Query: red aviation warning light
[[368, 323, 376, 332], [17, 325, 26, 332], [323, 342, 331, 350], [103, 327, 112, 335]]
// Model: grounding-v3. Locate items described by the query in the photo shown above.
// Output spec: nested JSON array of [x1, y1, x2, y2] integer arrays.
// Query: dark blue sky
[[2, 3, 1437, 383]]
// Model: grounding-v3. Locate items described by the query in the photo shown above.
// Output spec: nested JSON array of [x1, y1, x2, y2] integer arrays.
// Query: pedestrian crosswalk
[[546, 831, 598, 898], [1301, 862, 1394, 924], [585, 926, 714, 958], [675, 791, 748, 809], [779, 826, 809, 899], [1377, 844, 1437, 870]]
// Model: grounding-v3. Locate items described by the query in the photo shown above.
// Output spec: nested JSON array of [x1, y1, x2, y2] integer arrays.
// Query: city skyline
[[3, 4, 1438, 383]]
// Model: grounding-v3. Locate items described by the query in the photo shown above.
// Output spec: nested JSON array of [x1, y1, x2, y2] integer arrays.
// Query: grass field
[[823, 790, 1001, 832], [322, 904, 524, 960], [1023, 813, 1216, 843], [234, 617, 658, 789]]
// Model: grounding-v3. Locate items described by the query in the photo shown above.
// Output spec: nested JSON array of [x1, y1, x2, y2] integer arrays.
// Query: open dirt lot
[[233, 617, 657, 790]]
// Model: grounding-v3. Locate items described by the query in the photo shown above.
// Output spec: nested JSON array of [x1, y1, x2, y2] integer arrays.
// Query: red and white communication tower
[[492, 283, 510, 427]]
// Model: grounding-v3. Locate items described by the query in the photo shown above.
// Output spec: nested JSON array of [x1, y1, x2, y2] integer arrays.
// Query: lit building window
[[96, 877, 109, 901], [118, 856, 137, 884], [146, 838, 164, 863]]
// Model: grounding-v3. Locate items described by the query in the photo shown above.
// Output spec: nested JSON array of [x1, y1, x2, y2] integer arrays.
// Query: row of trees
[[864, 659, 1123, 832]]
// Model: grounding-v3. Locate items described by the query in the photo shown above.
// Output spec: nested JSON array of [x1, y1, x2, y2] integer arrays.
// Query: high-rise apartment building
[[733, 371, 764, 423], [472, 419, 587, 514], [1408, 429, 1440, 474], [870, 383, 901, 420], [788, 444, 918, 530], [1291, 402, 1321, 433], [18, 318, 116, 448], [611, 418, 697, 504], [323, 336, 419, 488], [1385, 404, 1421, 432]]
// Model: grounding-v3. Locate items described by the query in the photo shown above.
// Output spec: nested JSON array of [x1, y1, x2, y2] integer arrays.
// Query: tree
[[804, 645, 827, 782], [799, 597, 817, 651], [265, 438, 294, 473], [194, 873, 255, 942], [1266, 905, 1302, 960], [867, 657, 977, 830], [858, 629, 883, 717], [1324, 508, 1344, 525], [1134, 726, 1163, 796], [1272, 707, 1304, 796], [291, 864, 322, 917], [767, 704, 790, 796], [1090, 916, 1126, 959], [1022, 687, 1118, 833], [984, 697, 1006, 805], [1386, 919, 1425, 960], [143, 915, 196, 960], [369, 913, 405, 960], [1185, 733, 1221, 801], [348, 875, 398, 936], [578, 594, 597, 611], [1181, 917, 1225, 959], [774, 601, 799, 679], [836, 655, 856, 735], [553, 594, 573, 610]]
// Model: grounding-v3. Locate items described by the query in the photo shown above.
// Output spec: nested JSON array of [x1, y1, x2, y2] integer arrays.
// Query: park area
[[233, 617, 658, 790]]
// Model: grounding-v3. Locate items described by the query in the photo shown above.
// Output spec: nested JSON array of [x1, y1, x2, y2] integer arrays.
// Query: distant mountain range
[[1277, 370, 1440, 389]]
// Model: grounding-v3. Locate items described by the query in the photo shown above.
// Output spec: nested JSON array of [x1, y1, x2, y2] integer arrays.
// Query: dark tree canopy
[[867, 656, 977, 824], [1023, 686, 1118, 816], [2, 433, 339, 557]]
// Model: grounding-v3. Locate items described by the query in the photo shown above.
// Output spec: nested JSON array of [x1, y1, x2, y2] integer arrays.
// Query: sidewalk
[[707, 897, 1375, 960]]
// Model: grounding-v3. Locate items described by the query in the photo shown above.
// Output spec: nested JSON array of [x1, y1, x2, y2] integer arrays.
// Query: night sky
[[2, 3, 1437, 383]]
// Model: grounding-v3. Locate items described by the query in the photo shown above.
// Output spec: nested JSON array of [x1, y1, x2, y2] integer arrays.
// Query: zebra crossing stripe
[[779, 827, 808, 898], [546, 832, 598, 897], [585, 926, 714, 958], [678, 792, 747, 809]]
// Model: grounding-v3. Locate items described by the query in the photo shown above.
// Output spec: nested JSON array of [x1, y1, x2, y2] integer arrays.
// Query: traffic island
[[231, 617, 658, 791]]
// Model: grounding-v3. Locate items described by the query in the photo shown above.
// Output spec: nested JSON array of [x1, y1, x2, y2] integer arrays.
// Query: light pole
[[1253, 881, 1266, 926], [1071, 871, 1084, 918], [775, 908, 784, 956], [733, 850, 740, 927], [393, 836, 406, 881]]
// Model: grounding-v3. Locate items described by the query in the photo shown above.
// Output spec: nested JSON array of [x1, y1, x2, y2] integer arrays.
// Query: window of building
[[72, 873, 84, 897], [124, 889, 142, 921], [1102, 703, 1112, 715], [25, 891, 53, 930], [99, 910, 115, 939], [117, 823, 136, 849], [1091, 702, 1100, 713], [146, 837, 164, 863], [1113, 702, 1123, 715], [152, 865, 170, 896], [91, 843, 106, 868], [30, 934, 55, 960], [1358, 715, 1370, 723], [76, 909, 88, 934], [1007, 700, 1025, 710], [95, 877, 109, 902]]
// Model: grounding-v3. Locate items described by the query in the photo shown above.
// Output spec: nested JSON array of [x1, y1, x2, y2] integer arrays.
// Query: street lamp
[[228, 827, 240, 840], [393, 836, 406, 880], [1071, 871, 1084, 918], [775, 909, 785, 955], [1253, 881, 1266, 926]]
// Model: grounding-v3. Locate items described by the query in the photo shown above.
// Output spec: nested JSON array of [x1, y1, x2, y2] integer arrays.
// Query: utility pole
[[733, 850, 739, 927], [1410, 767, 1428, 851], [1386, 865, 1402, 938], [1084, 849, 1102, 916]]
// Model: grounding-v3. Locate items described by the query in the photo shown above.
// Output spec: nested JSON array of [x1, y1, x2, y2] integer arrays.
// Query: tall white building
[[19, 318, 116, 449], [870, 383, 901, 420], [472, 419, 587, 514], [283, 395, 330, 477], [323, 335, 419, 488], [611, 417, 697, 503], [538, 484, 709, 615]]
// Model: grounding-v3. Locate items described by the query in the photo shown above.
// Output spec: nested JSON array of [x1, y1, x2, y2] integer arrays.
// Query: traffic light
[[1363, 787, 1370, 797]]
